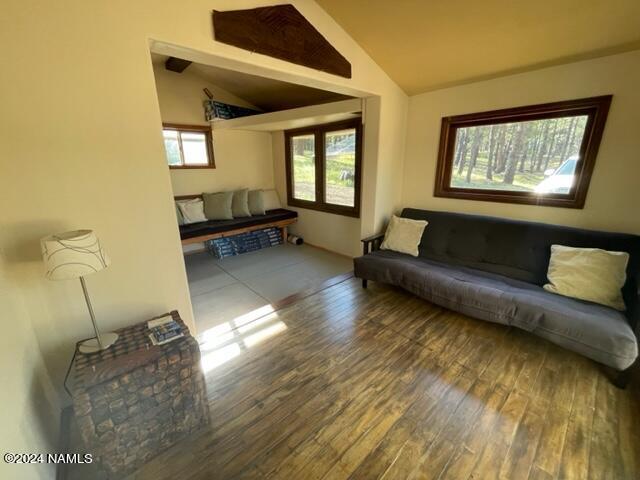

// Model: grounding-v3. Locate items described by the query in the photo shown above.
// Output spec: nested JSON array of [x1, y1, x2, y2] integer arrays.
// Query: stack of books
[[147, 315, 184, 345], [203, 100, 260, 121]]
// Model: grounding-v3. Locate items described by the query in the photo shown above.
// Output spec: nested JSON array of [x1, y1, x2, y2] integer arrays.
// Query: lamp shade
[[41, 230, 110, 280]]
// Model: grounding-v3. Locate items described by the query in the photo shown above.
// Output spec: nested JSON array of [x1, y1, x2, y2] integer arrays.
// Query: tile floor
[[185, 243, 353, 336]]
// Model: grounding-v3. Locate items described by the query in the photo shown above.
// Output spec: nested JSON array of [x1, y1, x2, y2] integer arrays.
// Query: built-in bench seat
[[179, 207, 297, 245]]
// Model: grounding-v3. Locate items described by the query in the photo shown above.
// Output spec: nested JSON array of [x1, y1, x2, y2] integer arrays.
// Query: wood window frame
[[434, 95, 612, 209], [163, 123, 215, 169], [285, 118, 363, 218]]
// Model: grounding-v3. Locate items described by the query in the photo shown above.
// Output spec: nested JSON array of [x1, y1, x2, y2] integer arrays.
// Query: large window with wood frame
[[162, 123, 215, 169], [434, 96, 611, 208], [285, 119, 362, 217]]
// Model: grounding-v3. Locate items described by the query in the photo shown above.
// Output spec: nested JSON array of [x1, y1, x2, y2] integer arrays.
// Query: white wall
[[0, 255, 59, 480], [402, 50, 640, 234], [0, 3, 408, 455], [153, 65, 275, 196]]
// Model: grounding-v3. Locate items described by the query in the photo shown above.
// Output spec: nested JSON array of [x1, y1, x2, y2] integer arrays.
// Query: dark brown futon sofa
[[354, 208, 640, 387]]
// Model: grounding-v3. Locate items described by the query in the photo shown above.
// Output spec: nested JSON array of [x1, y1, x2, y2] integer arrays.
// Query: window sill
[[434, 188, 585, 209], [169, 165, 216, 170], [288, 199, 360, 218]]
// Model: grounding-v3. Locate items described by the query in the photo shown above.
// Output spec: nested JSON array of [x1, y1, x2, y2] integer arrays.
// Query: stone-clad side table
[[70, 311, 209, 476]]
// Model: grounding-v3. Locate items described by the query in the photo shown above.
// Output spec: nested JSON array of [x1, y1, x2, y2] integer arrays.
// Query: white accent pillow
[[544, 244, 629, 310], [380, 215, 428, 257], [262, 189, 282, 211], [175, 202, 185, 226], [177, 199, 207, 224]]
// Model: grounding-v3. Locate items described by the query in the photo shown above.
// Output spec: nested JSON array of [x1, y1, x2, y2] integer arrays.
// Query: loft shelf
[[211, 98, 363, 132]]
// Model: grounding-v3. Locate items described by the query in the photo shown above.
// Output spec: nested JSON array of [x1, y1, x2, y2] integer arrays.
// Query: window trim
[[285, 118, 363, 218], [163, 123, 215, 169], [433, 95, 612, 209]]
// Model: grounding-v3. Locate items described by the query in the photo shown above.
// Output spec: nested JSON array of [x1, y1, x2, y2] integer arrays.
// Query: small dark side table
[[68, 310, 209, 477]]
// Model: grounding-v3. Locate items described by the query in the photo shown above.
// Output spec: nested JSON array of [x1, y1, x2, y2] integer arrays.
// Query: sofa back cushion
[[400, 208, 640, 292]]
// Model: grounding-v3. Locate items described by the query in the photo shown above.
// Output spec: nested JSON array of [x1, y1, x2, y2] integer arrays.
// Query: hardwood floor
[[126, 277, 639, 480]]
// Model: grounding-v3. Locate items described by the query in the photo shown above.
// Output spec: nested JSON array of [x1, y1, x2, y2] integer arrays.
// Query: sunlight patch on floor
[[199, 304, 287, 373], [199, 322, 235, 351], [243, 321, 287, 348], [201, 343, 242, 372], [234, 304, 276, 328]]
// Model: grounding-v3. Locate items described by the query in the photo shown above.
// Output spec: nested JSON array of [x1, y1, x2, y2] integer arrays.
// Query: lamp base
[[78, 332, 119, 354]]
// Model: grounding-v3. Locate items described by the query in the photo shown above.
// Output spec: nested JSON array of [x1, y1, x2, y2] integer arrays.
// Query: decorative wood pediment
[[213, 4, 352, 78]]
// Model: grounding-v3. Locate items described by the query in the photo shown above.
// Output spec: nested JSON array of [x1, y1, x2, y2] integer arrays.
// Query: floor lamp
[[41, 229, 119, 353]]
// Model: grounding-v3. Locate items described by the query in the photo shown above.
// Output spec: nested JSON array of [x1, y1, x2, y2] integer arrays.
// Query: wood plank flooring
[[119, 277, 639, 479]]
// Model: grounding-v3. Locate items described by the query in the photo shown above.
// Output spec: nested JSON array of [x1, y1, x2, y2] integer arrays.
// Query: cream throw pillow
[[380, 215, 428, 257], [543, 244, 629, 310], [177, 199, 207, 224], [262, 189, 282, 211]]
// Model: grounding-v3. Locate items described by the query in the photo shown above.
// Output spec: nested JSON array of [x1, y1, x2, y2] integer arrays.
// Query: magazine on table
[[147, 315, 184, 345]]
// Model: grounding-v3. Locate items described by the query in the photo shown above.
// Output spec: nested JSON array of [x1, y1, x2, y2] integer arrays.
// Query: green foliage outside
[[292, 130, 356, 206], [293, 152, 356, 206], [164, 137, 181, 165], [451, 116, 587, 192], [292, 151, 316, 201]]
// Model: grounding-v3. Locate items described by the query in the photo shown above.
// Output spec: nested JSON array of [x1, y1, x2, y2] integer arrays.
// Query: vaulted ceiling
[[316, 0, 640, 95]]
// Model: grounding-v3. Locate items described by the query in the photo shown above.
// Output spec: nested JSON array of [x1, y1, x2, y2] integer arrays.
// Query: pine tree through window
[[434, 96, 612, 208]]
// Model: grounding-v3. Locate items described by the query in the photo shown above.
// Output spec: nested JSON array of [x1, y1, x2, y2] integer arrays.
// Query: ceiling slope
[[316, 0, 640, 95]]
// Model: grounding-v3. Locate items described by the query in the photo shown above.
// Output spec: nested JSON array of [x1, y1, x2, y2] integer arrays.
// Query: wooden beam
[[213, 5, 351, 78], [165, 57, 192, 73]]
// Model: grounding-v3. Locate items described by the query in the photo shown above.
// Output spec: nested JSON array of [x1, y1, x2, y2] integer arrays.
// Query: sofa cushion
[[354, 249, 638, 370], [400, 208, 640, 288]]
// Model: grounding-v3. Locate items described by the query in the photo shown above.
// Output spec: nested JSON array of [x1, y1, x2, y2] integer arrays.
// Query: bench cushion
[[354, 249, 638, 370], [179, 208, 297, 241]]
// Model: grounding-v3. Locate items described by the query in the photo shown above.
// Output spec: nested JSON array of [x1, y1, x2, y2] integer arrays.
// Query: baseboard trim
[[183, 247, 207, 256], [183, 241, 354, 259], [302, 241, 354, 260]]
